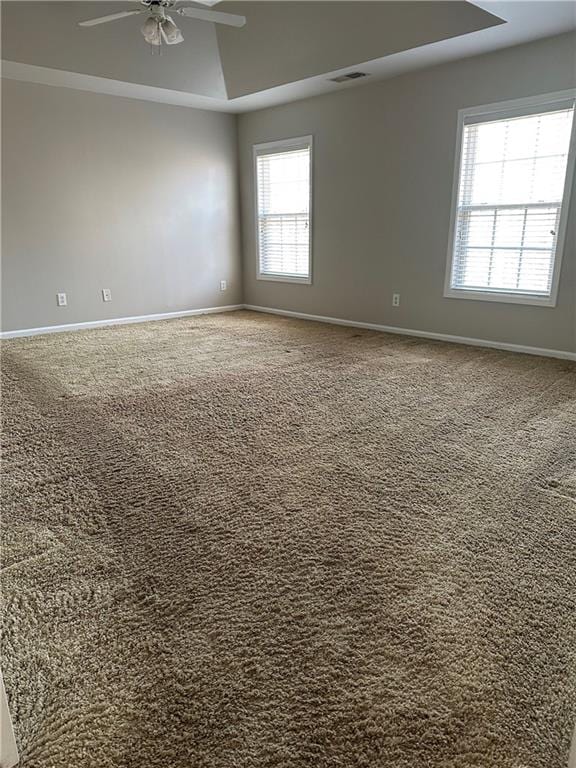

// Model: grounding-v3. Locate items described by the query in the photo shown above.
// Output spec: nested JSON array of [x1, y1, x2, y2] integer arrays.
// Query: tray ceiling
[[1, 2, 574, 112]]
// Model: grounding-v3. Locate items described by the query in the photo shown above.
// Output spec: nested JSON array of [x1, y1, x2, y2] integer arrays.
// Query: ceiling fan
[[78, 0, 246, 48]]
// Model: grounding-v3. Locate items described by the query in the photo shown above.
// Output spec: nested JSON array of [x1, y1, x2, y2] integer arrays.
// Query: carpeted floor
[[1, 310, 575, 768]]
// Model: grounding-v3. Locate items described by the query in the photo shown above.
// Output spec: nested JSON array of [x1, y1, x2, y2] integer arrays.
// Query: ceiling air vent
[[330, 72, 370, 83]]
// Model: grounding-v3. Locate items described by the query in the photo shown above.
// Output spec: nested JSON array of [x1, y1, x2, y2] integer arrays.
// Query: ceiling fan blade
[[177, 7, 246, 28], [78, 10, 141, 28], [184, 0, 221, 5]]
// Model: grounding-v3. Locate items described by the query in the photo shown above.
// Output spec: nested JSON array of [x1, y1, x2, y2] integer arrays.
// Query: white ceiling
[[2, 1, 575, 113], [2, 2, 227, 97], [216, 1, 503, 98]]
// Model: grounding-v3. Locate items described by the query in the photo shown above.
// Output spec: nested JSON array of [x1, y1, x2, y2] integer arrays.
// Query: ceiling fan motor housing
[[141, 0, 176, 7], [78, 0, 246, 47]]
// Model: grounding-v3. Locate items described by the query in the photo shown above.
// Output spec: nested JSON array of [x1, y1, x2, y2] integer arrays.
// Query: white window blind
[[448, 98, 575, 302], [255, 137, 312, 282]]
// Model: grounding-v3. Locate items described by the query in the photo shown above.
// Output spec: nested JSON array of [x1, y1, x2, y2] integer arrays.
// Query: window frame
[[253, 135, 313, 284], [444, 90, 576, 307]]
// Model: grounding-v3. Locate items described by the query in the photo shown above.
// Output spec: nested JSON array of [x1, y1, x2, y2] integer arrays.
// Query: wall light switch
[[102, 288, 112, 302], [57, 292, 67, 307], [220, 280, 227, 291], [392, 293, 400, 307]]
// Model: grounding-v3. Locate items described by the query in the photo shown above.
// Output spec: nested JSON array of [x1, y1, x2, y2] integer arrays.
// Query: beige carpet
[[2, 310, 575, 768]]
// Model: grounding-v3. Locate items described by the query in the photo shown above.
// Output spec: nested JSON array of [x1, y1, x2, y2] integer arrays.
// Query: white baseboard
[[244, 305, 576, 362], [0, 305, 244, 339], [3, 303, 574, 361]]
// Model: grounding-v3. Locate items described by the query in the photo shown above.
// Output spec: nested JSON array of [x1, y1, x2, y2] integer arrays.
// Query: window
[[254, 136, 312, 283], [445, 92, 575, 306]]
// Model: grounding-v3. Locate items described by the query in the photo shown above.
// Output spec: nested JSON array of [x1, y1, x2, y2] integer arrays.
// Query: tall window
[[446, 93, 575, 305], [254, 136, 312, 283]]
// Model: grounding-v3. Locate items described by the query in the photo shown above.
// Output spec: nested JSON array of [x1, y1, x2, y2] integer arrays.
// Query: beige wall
[[238, 33, 576, 353], [3, 34, 575, 347], [1, 80, 241, 332]]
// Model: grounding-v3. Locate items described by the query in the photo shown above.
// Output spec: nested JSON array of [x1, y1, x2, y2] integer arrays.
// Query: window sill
[[257, 273, 312, 285], [444, 287, 557, 307]]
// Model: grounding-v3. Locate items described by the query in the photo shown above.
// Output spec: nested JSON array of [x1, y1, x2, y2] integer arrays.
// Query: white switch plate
[[56, 292, 67, 307], [220, 280, 227, 291], [102, 288, 112, 302], [392, 293, 400, 307]]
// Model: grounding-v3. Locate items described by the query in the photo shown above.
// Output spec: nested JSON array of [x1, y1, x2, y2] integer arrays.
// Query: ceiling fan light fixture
[[161, 16, 184, 45], [141, 15, 162, 46], [80, 2, 245, 48]]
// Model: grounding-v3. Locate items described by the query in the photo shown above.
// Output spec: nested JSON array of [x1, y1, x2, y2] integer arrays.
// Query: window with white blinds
[[254, 137, 312, 282], [446, 94, 575, 305]]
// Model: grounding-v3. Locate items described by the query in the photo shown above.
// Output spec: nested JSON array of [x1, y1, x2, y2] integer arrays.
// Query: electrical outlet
[[102, 288, 112, 302], [220, 280, 227, 291], [57, 292, 67, 307], [392, 293, 400, 307]]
